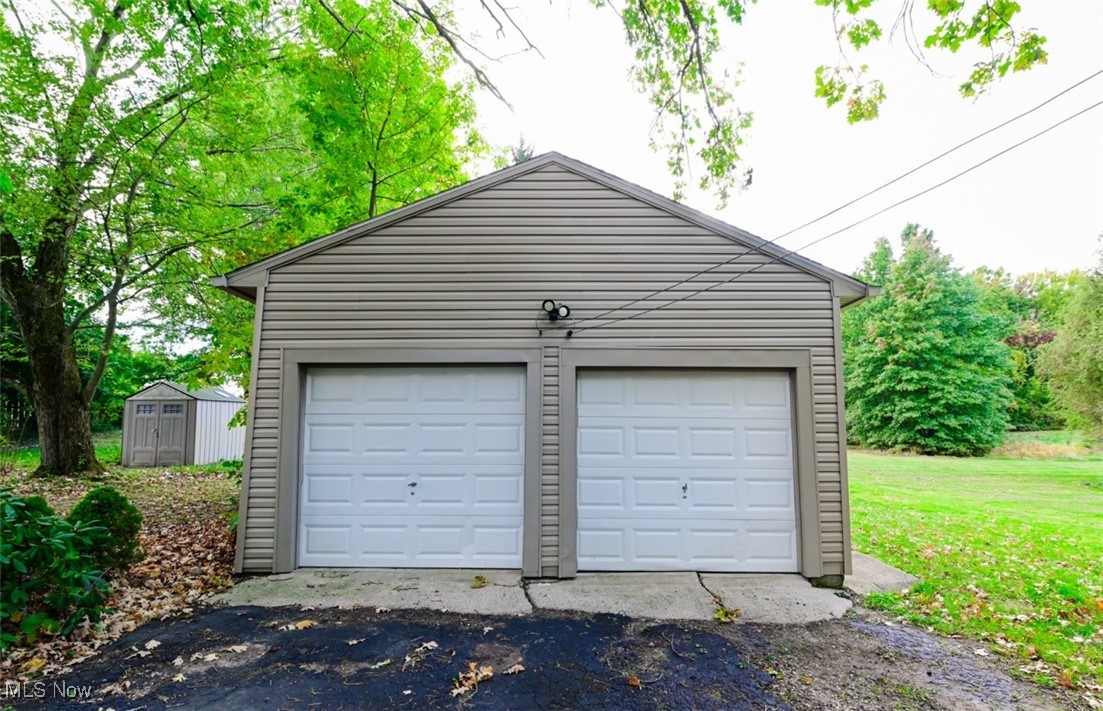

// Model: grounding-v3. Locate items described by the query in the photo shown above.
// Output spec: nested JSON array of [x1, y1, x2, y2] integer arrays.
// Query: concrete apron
[[213, 569, 854, 624]]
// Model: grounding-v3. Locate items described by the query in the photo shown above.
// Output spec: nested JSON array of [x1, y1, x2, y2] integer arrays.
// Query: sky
[[459, 0, 1103, 277]]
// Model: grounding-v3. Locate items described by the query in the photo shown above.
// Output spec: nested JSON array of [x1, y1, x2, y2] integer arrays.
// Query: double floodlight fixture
[[542, 299, 571, 322]]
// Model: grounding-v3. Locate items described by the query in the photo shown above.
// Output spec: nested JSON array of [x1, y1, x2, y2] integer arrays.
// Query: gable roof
[[212, 152, 877, 305], [127, 380, 245, 403]]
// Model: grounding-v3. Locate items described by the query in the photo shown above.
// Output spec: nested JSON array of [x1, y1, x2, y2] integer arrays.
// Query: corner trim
[[234, 285, 265, 574]]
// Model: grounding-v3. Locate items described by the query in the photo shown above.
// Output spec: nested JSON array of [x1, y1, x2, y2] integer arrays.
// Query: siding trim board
[[272, 348, 543, 575], [557, 348, 822, 578]]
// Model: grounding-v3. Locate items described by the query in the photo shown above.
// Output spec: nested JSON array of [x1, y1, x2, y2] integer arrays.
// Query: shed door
[[577, 370, 798, 572], [155, 402, 188, 466], [129, 403, 160, 467], [298, 366, 525, 568]]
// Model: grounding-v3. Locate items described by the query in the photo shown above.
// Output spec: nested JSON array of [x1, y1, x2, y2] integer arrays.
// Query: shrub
[[0, 488, 111, 649], [22, 495, 54, 518], [67, 486, 144, 572]]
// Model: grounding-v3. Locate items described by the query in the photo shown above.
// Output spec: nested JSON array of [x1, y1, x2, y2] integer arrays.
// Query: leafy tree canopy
[[1039, 237, 1103, 437], [843, 224, 1013, 455], [0, 0, 481, 473]]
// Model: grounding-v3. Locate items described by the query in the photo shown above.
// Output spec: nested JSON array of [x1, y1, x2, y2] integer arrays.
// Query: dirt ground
[[7, 604, 1078, 710]]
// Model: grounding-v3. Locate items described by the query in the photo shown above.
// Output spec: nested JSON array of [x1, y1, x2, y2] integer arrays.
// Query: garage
[[298, 366, 526, 568], [217, 153, 878, 580], [576, 370, 798, 572]]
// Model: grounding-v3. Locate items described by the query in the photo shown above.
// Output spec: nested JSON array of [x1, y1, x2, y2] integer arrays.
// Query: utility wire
[[569, 69, 1103, 331], [569, 98, 1103, 336]]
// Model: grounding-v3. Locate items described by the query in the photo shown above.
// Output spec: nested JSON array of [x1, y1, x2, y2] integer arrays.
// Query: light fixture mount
[[542, 299, 571, 322]]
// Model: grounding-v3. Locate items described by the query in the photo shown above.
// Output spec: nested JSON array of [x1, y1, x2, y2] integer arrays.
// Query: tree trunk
[[13, 285, 101, 477]]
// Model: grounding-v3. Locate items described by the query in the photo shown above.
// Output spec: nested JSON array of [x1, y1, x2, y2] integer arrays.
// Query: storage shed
[[213, 153, 878, 584], [121, 381, 246, 467]]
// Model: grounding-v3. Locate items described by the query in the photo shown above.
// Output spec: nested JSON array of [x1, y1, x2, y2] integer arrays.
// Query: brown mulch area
[[0, 467, 238, 681]]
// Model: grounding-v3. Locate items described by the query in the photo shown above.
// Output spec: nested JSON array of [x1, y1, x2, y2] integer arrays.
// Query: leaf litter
[[0, 467, 237, 682]]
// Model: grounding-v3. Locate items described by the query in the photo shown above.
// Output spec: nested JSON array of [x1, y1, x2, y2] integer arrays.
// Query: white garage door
[[299, 366, 525, 568], [577, 370, 798, 572]]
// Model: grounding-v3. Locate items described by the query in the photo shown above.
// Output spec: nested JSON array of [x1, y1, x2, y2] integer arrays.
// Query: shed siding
[[194, 400, 247, 464], [240, 165, 847, 575]]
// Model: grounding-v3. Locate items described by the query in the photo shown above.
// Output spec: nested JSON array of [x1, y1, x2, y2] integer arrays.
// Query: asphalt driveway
[[9, 604, 1072, 710]]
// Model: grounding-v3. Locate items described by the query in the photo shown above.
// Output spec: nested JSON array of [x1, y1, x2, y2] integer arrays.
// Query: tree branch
[[391, 0, 512, 108]]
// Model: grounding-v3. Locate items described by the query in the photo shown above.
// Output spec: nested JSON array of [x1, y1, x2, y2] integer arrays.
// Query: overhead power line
[[568, 69, 1103, 333], [568, 97, 1103, 336]]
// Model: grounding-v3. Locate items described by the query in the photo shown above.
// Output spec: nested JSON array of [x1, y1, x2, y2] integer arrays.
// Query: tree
[[844, 225, 1013, 456], [1039, 238, 1103, 437], [1, 301, 188, 438], [971, 267, 1082, 430], [422, 0, 1047, 202], [0, 0, 480, 475]]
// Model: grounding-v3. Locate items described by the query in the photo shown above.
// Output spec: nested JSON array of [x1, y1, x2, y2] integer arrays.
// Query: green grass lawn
[[849, 449, 1103, 690], [1, 430, 123, 470]]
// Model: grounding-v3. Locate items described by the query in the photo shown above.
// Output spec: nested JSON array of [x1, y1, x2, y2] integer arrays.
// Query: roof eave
[[840, 283, 882, 309], [210, 275, 257, 303]]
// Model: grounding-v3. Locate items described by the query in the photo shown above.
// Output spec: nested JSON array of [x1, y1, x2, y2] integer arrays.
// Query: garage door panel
[[300, 366, 524, 568], [299, 515, 522, 567], [578, 518, 798, 572], [306, 367, 524, 415], [578, 419, 792, 465], [578, 370, 789, 419], [300, 464, 523, 517], [303, 416, 524, 465], [578, 370, 798, 572]]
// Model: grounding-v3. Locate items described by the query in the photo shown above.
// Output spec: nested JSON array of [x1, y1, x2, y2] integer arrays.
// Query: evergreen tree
[[844, 225, 1013, 456]]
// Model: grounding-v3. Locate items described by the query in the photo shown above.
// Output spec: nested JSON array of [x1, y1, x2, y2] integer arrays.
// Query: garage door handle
[[682, 482, 688, 498], [408, 482, 417, 487]]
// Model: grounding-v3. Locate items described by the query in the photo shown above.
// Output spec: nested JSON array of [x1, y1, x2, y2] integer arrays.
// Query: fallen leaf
[[504, 663, 525, 675], [20, 658, 46, 673], [802, 676, 814, 685], [100, 680, 131, 696], [347, 639, 366, 646], [172, 656, 184, 667], [402, 690, 413, 696], [202, 653, 219, 662], [280, 619, 318, 631], [627, 675, 641, 688], [470, 575, 488, 589], [1057, 675, 1075, 689], [452, 661, 494, 695], [226, 645, 248, 653], [974, 649, 989, 657], [375, 607, 391, 614], [368, 658, 392, 670], [482, 626, 494, 635], [172, 673, 186, 682], [144, 639, 162, 650]]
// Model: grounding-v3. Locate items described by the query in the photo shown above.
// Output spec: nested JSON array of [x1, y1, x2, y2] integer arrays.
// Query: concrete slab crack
[[520, 580, 537, 613]]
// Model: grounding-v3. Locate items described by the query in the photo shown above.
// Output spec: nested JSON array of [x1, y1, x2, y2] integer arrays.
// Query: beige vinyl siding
[[240, 164, 848, 575]]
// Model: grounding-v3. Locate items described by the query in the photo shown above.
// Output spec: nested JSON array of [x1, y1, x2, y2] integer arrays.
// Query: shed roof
[[127, 380, 245, 403], [212, 152, 878, 305]]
